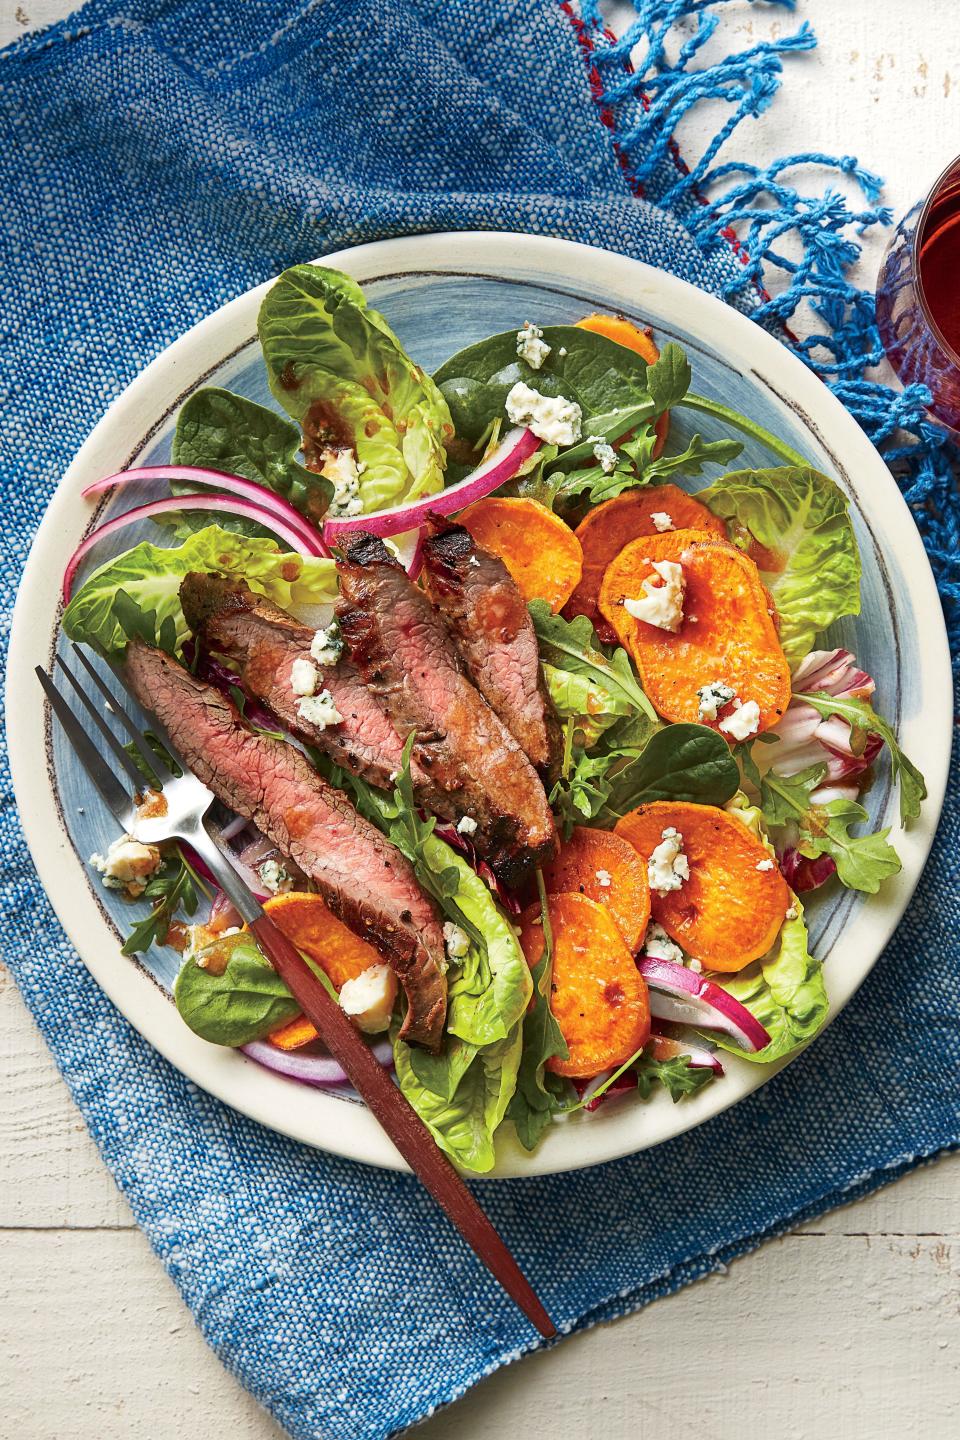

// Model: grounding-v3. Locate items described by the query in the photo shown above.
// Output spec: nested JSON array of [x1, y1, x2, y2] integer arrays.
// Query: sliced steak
[[124, 639, 447, 1049], [179, 573, 450, 813], [336, 532, 557, 885], [421, 522, 560, 773]]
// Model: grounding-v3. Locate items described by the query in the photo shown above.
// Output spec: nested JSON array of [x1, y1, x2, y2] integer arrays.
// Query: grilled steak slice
[[180, 573, 451, 809], [124, 639, 447, 1049], [336, 532, 557, 885], [421, 523, 560, 773]]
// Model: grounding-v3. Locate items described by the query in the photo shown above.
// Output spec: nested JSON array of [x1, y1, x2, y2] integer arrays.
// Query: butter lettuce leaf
[[697, 465, 861, 661], [62, 525, 338, 656], [258, 265, 453, 512], [710, 900, 828, 1064]]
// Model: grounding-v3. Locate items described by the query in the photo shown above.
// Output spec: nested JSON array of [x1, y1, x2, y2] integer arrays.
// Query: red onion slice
[[322, 426, 541, 543], [82, 464, 329, 558], [63, 493, 327, 603], [241, 1036, 394, 1088], [638, 956, 770, 1053], [650, 1031, 725, 1074]]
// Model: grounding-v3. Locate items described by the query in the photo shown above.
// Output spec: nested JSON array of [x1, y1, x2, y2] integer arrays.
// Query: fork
[[37, 644, 556, 1340]]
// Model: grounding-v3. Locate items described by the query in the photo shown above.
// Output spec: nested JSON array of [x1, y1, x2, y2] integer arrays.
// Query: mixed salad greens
[[62, 265, 926, 1172]]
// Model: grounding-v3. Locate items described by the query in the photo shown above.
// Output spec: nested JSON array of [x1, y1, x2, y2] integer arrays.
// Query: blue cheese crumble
[[623, 559, 686, 632], [641, 921, 685, 965], [297, 689, 344, 729], [590, 438, 618, 473], [505, 381, 582, 446], [647, 827, 690, 896], [258, 859, 294, 894], [89, 835, 162, 898], [443, 920, 471, 960], [516, 322, 551, 370], [290, 657, 319, 696], [310, 620, 343, 667], [697, 680, 736, 722], [719, 697, 761, 741], [321, 449, 364, 518]]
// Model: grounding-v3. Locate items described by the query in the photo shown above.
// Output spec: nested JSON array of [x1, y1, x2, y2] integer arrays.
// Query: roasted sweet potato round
[[565, 487, 728, 638], [458, 496, 583, 612], [263, 891, 382, 1049], [598, 528, 791, 733], [614, 801, 790, 971], [540, 826, 651, 951], [520, 892, 651, 1077]]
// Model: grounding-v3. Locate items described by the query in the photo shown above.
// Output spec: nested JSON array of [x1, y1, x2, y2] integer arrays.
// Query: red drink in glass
[[877, 156, 960, 431]]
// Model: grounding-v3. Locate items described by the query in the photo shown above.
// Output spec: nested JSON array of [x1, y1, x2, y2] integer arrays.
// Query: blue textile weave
[[1, 3, 958, 1438]]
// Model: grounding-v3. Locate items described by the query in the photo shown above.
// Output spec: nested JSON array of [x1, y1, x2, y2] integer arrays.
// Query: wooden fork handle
[[249, 913, 557, 1340]]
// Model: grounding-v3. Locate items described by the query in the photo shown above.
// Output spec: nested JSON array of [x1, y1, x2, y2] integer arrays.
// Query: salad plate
[[7, 230, 952, 1177]]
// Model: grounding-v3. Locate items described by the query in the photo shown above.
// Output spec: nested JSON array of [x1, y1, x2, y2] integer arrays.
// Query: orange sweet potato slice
[[614, 801, 790, 971], [540, 826, 651, 951], [598, 528, 791, 733], [262, 892, 382, 1050], [564, 487, 728, 639], [574, 314, 670, 457], [520, 892, 651, 1077], [458, 496, 583, 612]]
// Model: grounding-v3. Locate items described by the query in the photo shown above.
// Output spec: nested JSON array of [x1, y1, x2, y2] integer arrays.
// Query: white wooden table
[[3, 2, 958, 1435]]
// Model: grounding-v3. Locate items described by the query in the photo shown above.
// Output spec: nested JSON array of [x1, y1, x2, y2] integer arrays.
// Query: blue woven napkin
[[2, 3, 958, 1437]]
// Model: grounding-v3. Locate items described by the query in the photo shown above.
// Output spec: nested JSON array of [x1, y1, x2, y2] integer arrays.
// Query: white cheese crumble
[[338, 964, 398, 1033], [647, 827, 690, 896], [258, 859, 294, 895], [505, 381, 582, 446], [558, 346, 568, 357], [516, 322, 551, 370], [595, 868, 612, 888], [756, 858, 775, 873], [785, 905, 799, 921], [443, 921, 471, 960], [321, 448, 364, 518], [591, 439, 618, 474], [89, 835, 162, 898], [290, 657, 319, 697], [296, 689, 344, 730], [456, 815, 478, 837], [623, 559, 686, 632], [641, 921, 685, 966], [310, 621, 343, 667], [688, 958, 703, 974], [650, 511, 674, 532], [719, 698, 761, 741], [697, 680, 736, 723]]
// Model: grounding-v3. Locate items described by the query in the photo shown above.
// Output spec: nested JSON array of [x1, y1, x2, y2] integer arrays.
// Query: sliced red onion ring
[[322, 426, 541, 544], [82, 464, 329, 558], [241, 1035, 394, 1087], [638, 957, 770, 1053], [63, 493, 327, 603]]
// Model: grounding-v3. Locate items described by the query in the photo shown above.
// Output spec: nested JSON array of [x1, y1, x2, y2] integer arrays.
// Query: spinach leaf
[[796, 690, 926, 824], [760, 765, 901, 893], [697, 466, 861, 661], [601, 724, 741, 820], [174, 931, 301, 1046], [172, 387, 332, 522]]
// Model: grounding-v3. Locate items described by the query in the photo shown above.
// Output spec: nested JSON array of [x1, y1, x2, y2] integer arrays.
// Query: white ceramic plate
[[7, 232, 952, 1177]]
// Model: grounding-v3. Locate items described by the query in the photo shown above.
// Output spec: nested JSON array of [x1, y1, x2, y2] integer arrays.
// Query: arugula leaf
[[760, 765, 901, 893], [634, 1052, 717, 1102], [63, 525, 338, 657], [697, 466, 861, 661], [529, 601, 658, 723], [172, 387, 332, 522], [508, 872, 573, 1151], [710, 900, 829, 1064], [601, 724, 741, 820], [797, 690, 926, 823], [174, 930, 301, 1045], [121, 846, 200, 956], [550, 745, 618, 837]]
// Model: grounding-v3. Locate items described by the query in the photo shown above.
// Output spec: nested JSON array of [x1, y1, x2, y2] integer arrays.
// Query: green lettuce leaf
[[760, 765, 901, 893], [710, 899, 829, 1064], [394, 1023, 523, 1173], [258, 265, 453, 511], [62, 525, 338, 656], [174, 932, 301, 1046], [796, 690, 926, 824], [697, 465, 861, 661], [508, 874, 572, 1150], [541, 662, 631, 747], [529, 601, 658, 723], [172, 387, 332, 522]]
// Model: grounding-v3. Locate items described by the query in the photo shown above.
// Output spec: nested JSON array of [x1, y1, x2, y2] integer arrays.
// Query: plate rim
[[6, 229, 953, 1178]]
